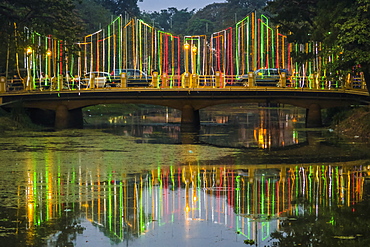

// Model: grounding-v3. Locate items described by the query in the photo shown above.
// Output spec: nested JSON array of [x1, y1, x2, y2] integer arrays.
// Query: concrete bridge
[[1, 87, 369, 129]]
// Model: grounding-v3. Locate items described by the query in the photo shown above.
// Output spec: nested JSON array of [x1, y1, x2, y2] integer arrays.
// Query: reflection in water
[[16, 158, 370, 246], [103, 104, 305, 147], [1, 104, 370, 246]]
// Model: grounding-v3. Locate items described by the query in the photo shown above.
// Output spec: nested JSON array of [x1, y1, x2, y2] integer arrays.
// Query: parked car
[[109, 69, 152, 87], [69, 72, 110, 88], [238, 68, 290, 86]]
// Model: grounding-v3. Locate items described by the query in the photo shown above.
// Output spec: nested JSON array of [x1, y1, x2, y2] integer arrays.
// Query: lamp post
[[46, 50, 52, 88], [26, 47, 33, 90], [184, 42, 190, 74], [191, 45, 197, 74]]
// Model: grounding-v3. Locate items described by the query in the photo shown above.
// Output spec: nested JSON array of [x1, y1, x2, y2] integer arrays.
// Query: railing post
[[345, 73, 351, 89], [215, 71, 221, 88], [314, 73, 320, 89], [182, 72, 190, 88], [120, 72, 127, 88], [247, 72, 255, 87], [152, 71, 158, 88], [279, 72, 287, 88], [58, 75, 63, 91], [89, 73, 95, 89], [25, 76, 33, 91], [0, 76, 6, 92], [361, 72, 366, 89], [191, 73, 198, 88], [161, 73, 168, 88]]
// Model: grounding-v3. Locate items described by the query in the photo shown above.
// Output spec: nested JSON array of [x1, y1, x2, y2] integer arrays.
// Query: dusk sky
[[138, 0, 226, 12]]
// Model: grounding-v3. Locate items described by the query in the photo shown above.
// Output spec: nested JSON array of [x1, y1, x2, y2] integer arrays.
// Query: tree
[[141, 8, 195, 36], [95, 0, 140, 17], [227, 0, 267, 9], [0, 0, 82, 41], [335, 0, 370, 91], [75, 0, 113, 35], [266, 0, 370, 93], [0, 0, 83, 74], [186, 18, 214, 36], [188, 0, 268, 35]]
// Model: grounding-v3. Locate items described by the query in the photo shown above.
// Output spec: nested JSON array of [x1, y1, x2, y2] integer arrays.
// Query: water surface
[[1, 104, 370, 246]]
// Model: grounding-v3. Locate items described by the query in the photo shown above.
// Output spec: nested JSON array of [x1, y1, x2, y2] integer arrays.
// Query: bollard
[[0, 76, 6, 92], [152, 71, 158, 88], [182, 72, 190, 88], [89, 73, 95, 89], [215, 71, 221, 88], [361, 72, 366, 90], [279, 72, 287, 87], [161, 73, 168, 88], [58, 75, 63, 91], [315, 73, 320, 89], [191, 74, 198, 88], [26, 76, 33, 91], [247, 72, 255, 87], [120, 72, 127, 88]]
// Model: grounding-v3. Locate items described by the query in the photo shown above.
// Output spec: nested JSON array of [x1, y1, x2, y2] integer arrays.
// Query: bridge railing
[[288, 74, 367, 90], [0, 73, 367, 93]]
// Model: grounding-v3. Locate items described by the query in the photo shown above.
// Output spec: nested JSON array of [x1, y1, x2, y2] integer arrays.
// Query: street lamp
[[46, 50, 52, 88], [26, 47, 33, 90], [184, 42, 190, 74], [191, 45, 197, 74], [26, 47, 33, 55]]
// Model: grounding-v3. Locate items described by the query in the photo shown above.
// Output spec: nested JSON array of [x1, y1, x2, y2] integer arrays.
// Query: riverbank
[[0, 107, 44, 132], [331, 106, 370, 140]]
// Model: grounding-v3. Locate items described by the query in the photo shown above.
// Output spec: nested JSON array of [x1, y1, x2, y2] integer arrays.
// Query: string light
[[15, 12, 334, 91]]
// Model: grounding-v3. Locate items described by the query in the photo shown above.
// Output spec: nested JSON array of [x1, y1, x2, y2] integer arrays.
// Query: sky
[[138, 0, 226, 12]]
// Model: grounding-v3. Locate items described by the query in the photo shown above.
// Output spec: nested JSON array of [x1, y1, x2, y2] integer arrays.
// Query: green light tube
[[45, 36, 48, 85], [108, 172, 112, 230], [118, 16, 122, 70], [235, 24, 240, 75], [119, 181, 123, 239], [246, 18, 250, 73], [107, 25, 111, 73], [272, 179, 275, 214], [261, 175, 265, 214], [32, 32, 36, 89], [33, 171, 37, 226]]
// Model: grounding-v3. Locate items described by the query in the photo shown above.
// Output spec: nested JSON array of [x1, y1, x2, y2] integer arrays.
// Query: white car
[[81, 72, 111, 88]]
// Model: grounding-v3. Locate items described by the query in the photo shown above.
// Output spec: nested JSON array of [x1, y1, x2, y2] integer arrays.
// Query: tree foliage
[[75, 0, 113, 35], [141, 8, 195, 36], [141, 0, 269, 36], [0, 0, 82, 41], [266, 0, 370, 92], [189, 0, 267, 35], [95, 0, 140, 16]]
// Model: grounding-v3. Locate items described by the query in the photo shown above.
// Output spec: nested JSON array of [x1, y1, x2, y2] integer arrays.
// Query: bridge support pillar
[[181, 105, 199, 125], [181, 104, 200, 131], [55, 105, 83, 129], [181, 105, 200, 144], [306, 104, 322, 128]]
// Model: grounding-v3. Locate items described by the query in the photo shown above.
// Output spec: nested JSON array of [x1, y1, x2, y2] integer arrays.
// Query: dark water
[[1, 104, 370, 247]]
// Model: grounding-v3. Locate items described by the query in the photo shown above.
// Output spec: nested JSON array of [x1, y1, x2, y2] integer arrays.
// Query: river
[[0, 104, 370, 247]]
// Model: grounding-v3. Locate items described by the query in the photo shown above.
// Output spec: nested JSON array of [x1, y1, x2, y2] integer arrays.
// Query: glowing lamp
[[184, 43, 190, 50], [26, 47, 33, 55], [46, 50, 52, 56], [192, 46, 197, 53]]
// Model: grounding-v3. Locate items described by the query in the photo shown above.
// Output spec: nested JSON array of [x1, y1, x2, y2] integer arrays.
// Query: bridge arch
[[6, 89, 366, 129]]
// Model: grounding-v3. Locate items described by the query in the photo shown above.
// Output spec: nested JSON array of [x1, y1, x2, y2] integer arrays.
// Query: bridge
[[1, 86, 368, 129], [0, 11, 369, 129]]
